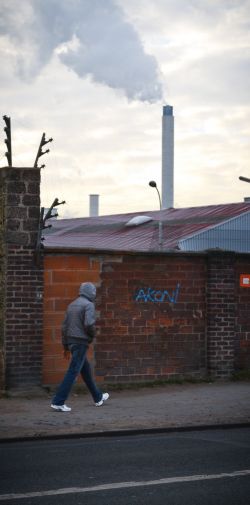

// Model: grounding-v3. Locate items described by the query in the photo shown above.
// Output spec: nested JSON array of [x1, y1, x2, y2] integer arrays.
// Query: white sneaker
[[51, 404, 71, 412], [95, 392, 109, 407]]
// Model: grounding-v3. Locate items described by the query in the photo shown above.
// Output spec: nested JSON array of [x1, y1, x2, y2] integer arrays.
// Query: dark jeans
[[52, 342, 102, 405]]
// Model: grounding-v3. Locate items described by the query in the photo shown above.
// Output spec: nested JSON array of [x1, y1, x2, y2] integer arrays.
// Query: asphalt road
[[0, 428, 250, 504]]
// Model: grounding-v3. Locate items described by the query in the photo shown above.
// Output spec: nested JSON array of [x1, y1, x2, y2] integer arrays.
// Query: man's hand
[[63, 349, 70, 360]]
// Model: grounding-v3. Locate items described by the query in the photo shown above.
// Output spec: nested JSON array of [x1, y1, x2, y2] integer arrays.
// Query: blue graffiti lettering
[[174, 283, 180, 303], [134, 283, 181, 304], [135, 289, 147, 302], [154, 290, 165, 302], [162, 290, 174, 303], [146, 288, 156, 302]]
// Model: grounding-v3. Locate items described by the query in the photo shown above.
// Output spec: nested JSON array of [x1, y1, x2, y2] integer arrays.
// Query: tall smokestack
[[89, 194, 99, 217], [162, 105, 174, 208]]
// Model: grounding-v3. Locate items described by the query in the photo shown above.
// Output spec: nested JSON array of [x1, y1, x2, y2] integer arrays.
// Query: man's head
[[79, 282, 96, 301]]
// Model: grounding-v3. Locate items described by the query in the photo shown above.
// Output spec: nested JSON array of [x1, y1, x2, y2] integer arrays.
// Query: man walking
[[51, 282, 109, 412]]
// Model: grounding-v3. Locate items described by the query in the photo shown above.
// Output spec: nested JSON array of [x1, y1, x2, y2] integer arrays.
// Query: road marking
[[0, 469, 249, 501]]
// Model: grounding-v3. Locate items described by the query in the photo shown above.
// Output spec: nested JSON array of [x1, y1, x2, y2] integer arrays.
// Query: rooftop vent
[[125, 215, 153, 227]]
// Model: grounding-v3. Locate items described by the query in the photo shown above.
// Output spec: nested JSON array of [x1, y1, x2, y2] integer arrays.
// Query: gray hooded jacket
[[62, 282, 96, 348]]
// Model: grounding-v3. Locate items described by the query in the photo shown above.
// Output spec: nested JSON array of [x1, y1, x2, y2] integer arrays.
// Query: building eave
[[43, 245, 208, 257]]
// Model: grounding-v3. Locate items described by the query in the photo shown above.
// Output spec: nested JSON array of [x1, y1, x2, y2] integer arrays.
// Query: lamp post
[[149, 180, 163, 248], [239, 176, 250, 183]]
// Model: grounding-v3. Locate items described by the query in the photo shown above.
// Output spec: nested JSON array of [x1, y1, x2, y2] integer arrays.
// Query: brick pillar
[[0, 166, 43, 390], [206, 252, 236, 379], [0, 174, 6, 392]]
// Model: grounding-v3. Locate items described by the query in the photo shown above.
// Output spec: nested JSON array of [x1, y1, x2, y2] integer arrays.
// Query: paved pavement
[[0, 381, 249, 441]]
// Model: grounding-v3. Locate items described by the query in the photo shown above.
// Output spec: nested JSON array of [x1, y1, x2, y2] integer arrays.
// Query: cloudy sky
[[0, 0, 249, 217]]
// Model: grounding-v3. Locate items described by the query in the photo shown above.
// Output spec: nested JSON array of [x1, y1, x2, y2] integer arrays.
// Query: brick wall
[[43, 252, 207, 385], [0, 170, 6, 390], [43, 251, 250, 386], [206, 253, 236, 379], [0, 167, 43, 389], [206, 253, 250, 379], [1, 170, 248, 390], [95, 254, 207, 383], [43, 254, 100, 385], [235, 258, 250, 370]]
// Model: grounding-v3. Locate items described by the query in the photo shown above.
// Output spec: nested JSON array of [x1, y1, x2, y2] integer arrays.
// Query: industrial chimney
[[89, 194, 99, 217], [162, 105, 174, 208]]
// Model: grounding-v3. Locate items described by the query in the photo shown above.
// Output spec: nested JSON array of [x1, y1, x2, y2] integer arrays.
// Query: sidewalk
[[0, 382, 250, 441]]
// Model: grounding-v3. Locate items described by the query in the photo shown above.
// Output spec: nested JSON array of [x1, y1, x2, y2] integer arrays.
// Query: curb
[[1, 422, 250, 444]]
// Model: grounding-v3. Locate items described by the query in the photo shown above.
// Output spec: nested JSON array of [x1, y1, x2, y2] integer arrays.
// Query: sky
[[0, 0, 249, 218]]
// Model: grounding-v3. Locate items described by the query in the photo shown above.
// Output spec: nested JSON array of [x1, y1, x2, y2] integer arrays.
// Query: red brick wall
[[95, 254, 207, 383], [43, 251, 250, 386], [43, 254, 100, 385], [206, 253, 250, 378], [43, 252, 207, 385], [206, 253, 236, 379], [5, 245, 43, 387]]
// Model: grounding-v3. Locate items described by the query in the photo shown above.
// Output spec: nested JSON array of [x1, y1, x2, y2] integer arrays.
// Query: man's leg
[[80, 357, 103, 403], [52, 344, 87, 406]]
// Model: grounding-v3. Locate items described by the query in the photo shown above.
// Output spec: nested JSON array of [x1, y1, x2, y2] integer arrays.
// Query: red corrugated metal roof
[[43, 202, 250, 252]]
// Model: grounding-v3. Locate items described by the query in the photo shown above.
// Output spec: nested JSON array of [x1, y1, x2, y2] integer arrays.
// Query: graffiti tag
[[134, 283, 180, 304]]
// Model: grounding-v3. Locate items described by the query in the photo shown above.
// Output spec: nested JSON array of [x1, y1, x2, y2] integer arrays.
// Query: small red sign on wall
[[240, 274, 250, 287]]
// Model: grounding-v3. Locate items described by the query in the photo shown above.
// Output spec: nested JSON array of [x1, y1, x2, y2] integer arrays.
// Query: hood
[[79, 282, 96, 301]]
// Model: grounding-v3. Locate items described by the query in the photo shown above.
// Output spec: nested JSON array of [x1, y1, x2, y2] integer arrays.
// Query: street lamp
[[149, 180, 162, 209], [149, 180, 163, 248], [239, 176, 250, 183]]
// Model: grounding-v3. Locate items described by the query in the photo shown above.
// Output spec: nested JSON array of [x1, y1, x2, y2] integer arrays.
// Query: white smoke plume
[[0, 0, 162, 102]]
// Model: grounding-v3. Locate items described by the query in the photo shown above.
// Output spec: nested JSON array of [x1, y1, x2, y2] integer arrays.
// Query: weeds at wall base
[[231, 369, 250, 381], [42, 376, 214, 396]]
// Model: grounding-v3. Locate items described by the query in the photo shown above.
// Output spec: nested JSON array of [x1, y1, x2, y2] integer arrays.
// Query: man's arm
[[61, 313, 69, 350], [84, 303, 96, 343], [85, 324, 96, 342]]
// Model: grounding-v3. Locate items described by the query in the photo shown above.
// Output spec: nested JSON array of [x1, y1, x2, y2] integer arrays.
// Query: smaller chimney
[[89, 194, 99, 217]]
